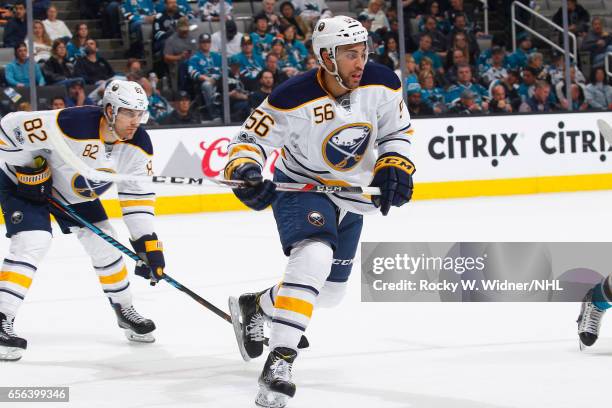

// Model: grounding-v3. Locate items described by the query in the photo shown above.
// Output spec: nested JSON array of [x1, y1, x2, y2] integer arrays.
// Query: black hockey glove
[[130, 233, 165, 286], [225, 160, 276, 211], [370, 152, 415, 216], [14, 156, 52, 203]]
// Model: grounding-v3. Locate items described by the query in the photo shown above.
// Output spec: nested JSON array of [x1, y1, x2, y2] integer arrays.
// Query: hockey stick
[[47, 196, 309, 350], [597, 119, 612, 145], [43, 128, 380, 195]]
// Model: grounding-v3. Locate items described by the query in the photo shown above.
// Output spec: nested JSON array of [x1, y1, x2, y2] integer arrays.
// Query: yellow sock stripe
[[119, 200, 156, 208], [0, 271, 32, 289], [275, 296, 313, 318], [98, 266, 128, 285]]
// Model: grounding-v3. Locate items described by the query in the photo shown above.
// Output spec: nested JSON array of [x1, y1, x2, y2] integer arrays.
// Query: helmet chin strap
[[104, 106, 127, 142]]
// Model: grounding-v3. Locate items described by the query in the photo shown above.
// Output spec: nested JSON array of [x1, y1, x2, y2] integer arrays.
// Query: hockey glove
[[14, 156, 52, 203], [130, 233, 165, 286], [225, 160, 276, 211], [370, 152, 415, 216]]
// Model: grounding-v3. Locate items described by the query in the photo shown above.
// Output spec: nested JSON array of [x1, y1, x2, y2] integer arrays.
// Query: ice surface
[[3, 191, 612, 408]]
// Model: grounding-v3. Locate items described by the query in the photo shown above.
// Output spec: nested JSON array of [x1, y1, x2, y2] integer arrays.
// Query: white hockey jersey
[[226, 63, 414, 214], [0, 106, 156, 238]]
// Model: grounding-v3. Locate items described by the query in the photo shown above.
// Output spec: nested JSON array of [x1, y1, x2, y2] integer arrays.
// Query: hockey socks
[[592, 277, 612, 310]]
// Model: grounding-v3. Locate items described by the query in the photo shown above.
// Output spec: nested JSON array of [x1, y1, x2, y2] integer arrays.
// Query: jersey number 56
[[244, 109, 275, 137]]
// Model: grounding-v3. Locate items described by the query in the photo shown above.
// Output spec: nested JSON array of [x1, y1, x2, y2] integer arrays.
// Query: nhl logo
[[11, 211, 23, 224], [112, 84, 119, 91], [318, 22, 325, 31], [307, 211, 325, 227], [13, 127, 24, 145]]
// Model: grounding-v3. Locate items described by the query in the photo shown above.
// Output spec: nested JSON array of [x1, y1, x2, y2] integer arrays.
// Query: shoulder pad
[[267, 69, 327, 111], [359, 62, 401, 91], [125, 127, 153, 156], [56, 106, 104, 140]]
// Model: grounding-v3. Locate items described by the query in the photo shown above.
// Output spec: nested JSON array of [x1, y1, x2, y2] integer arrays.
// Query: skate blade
[[123, 329, 155, 343], [255, 385, 290, 408], [0, 345, 24, 361], [228, 296, 251, 362]]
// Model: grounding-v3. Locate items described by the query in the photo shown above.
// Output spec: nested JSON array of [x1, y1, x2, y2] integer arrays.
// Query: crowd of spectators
[[0, 0, 610, 124]]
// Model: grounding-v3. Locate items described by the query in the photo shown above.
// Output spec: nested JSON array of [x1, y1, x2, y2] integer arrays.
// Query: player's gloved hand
[[130, 233, 165, 286], [14, 156, 52, 203], [370, 152, 415, 216], [226, 160, 276, 211]]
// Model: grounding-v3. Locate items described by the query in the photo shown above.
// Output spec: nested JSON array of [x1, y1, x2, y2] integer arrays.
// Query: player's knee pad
[[76, 221, 120, 265], [316, 281, 348, 309], [285, 239, 334, 291], [8, 230, 52, 265]]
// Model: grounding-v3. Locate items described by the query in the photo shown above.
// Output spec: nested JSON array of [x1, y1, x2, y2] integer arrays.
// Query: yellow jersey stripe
[[229, 144, 265, 159], [119, 199, 156, 208], [0, 271, 33, 289], [275, 296, 313, 318], [98, 266, 128, 285]]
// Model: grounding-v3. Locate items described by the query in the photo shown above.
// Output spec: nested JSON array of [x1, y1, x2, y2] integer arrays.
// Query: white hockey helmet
[[312, 15, 369, 89], [102, 79, 149, 125]]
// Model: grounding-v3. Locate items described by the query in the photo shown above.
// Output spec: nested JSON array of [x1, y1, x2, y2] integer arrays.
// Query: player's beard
[[340, 69, 363, 90]]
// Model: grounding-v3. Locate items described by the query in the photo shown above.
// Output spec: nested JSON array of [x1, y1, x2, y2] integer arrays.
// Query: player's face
[[335, 43, 367, 89], [114, 108, 145, 139]]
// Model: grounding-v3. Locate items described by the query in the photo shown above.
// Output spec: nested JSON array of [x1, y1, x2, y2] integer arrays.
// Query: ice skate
[[229, 292, 266, 361], [112, 303, 156, 343], [255, 347, 297, 408], [577, 288, 606, 350], [0, 312, 27, 361]]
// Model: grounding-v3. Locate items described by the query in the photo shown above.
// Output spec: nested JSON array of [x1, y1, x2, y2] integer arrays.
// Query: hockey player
[[225, 16, 414, 407], [0, 80, 165, 361]]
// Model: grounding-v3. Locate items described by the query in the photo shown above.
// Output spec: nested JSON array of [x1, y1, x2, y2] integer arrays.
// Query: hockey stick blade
[[597, 119, 612, 145]]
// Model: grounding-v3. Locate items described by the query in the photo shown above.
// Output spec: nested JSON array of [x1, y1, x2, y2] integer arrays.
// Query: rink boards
[[3, 110, 612, 222]]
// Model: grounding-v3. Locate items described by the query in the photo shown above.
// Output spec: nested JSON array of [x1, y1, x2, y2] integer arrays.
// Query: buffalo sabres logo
[[71, 168, 115, 199], [307, 211, 325, 227], [322, 123, 372, 172]]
